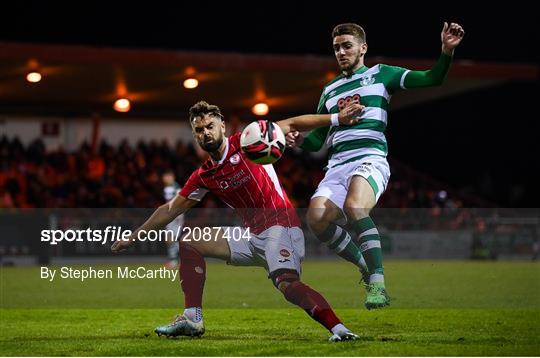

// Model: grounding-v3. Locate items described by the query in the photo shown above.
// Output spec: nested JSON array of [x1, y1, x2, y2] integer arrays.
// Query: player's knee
[[307, 209, 334, 234], [343, 199, 370, 221], [306, 208, 322, 225], [269, 269, 299, 293], [182, 240, 220, 258]]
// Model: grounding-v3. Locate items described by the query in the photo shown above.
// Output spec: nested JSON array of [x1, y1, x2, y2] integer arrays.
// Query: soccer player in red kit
[[112, 100, 363, 341]]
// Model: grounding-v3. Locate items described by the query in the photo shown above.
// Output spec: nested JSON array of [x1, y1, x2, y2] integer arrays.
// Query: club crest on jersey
[[278, 250, 291, 263], [359, 74, 375, 87], [230, 153, 240, 165]]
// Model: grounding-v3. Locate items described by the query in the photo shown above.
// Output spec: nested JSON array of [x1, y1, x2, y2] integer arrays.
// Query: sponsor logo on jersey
[[230, 153, 240, 165], [218, 170, 251, 190], [337, 94, 361, 110], [219, 180, 229, 190]]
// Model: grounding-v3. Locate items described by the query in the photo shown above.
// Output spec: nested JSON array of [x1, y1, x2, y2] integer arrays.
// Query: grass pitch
[[1, 260, 539, 356]]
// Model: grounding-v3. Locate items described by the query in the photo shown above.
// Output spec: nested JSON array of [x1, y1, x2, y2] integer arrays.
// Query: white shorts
[[312, 156, 390, 208], [227, 225, 305, 275]]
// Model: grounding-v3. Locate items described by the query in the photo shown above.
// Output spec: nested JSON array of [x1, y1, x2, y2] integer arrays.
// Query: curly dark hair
[[189, 101, 223, 122]]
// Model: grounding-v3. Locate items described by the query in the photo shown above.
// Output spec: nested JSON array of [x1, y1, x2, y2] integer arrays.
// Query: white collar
[[210, 137, 229, 165]]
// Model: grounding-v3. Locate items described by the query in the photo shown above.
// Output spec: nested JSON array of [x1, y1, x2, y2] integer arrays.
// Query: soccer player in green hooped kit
[[287, 22, 465, 309]]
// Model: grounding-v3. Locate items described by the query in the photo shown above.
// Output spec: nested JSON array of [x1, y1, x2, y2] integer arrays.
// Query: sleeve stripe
[[400, 70, 411, 89], [187, 188, 208, 201], [179, 168, 207, 201]]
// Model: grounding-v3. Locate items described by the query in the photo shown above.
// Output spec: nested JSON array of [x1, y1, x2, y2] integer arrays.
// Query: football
[[240, 120, 286, 164]]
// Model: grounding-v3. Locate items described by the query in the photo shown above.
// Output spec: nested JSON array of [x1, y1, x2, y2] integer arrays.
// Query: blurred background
[[0, 3, 538, 264]]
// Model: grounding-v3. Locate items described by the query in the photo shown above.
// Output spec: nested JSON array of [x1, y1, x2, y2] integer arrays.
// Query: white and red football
[[240, 120, 286, 165]]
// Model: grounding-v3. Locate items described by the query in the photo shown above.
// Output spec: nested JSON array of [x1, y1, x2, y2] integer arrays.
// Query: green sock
[[317, 223, 368, 273], [352, 217, 384, 283]]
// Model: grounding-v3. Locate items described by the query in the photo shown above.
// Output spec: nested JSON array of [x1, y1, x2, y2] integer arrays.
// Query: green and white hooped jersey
[[164, 182, 180, 201], [318, 64, 409, 169]]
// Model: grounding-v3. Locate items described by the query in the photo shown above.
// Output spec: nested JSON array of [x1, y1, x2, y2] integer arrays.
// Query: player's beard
[[200, 136, 223, 152], [340, 53, 361, 76]]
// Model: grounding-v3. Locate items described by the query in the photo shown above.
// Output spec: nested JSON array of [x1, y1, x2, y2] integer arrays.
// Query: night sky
[[2, 2, 537, 63], [1, 2, 538, 206]]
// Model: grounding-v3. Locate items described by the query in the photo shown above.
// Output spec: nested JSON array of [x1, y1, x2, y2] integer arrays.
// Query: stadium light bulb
[[114, 98, 131, 112], [26, 71, 42, 83], [183, 78, 199, 89], [252, 102, 269, 116]]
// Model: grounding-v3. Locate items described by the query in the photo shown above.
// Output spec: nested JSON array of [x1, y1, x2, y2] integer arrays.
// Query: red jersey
[[180, 132, 300, 234]]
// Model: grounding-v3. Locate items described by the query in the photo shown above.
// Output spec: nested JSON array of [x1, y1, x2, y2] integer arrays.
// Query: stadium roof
[[0, 41, 537, 119]]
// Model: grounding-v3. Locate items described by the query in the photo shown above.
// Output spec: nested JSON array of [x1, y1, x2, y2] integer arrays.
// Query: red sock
[[179, 243, 206, 308], [283, 281, 341, 331]]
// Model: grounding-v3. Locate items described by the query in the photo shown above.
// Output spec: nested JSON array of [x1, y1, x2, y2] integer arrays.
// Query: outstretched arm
[[285, 126, 329, 152], [403, 22, 465, 88], [277, 103, 363, 134], [111, 194, 197, 252]]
